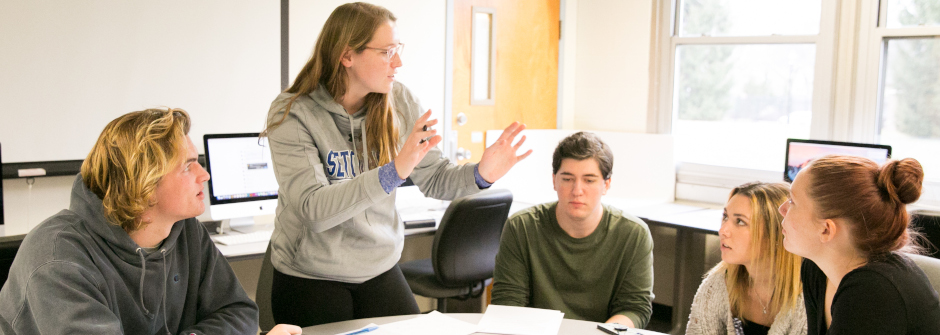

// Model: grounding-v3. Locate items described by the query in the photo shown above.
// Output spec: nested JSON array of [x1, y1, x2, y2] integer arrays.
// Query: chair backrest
[[0, 234, 25, 290], [908, 253, 940, 294], [431, 189, 513, 288], [256, 244, 275, 331], [912, 211, 940, 259]]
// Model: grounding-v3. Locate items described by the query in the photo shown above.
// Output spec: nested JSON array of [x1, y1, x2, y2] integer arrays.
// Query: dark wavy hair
[[551, 132, 614, 180]]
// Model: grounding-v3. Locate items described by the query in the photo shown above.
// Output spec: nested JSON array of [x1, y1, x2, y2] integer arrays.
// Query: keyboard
[[212, 230, 273, 246]]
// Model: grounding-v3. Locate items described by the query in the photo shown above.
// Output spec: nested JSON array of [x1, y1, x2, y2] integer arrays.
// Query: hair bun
[[877, 158, 924, 204]]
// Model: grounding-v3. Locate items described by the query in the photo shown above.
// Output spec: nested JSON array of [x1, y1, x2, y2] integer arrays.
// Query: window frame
[[651, 0, 940, 209]]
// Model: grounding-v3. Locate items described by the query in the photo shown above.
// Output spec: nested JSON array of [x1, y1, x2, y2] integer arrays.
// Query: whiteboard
[[0, 1, 280, 163]]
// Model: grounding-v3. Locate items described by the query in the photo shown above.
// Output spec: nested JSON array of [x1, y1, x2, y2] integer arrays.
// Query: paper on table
[[334, 323, 396, 335], [379, 311, 479, 335], [477, 305, 565, 335]]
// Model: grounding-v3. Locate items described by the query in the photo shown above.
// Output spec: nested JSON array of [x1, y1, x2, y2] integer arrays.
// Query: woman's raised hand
[[477, 122, 532, 183], [394, 110, 441, 179]]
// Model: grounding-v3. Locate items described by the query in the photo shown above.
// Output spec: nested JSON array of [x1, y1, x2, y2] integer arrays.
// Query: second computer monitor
[[203, 133, 278, 230], [784, 138, 891, 182]]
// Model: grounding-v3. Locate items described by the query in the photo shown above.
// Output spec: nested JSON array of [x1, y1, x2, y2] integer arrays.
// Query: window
[[656, 0, 940, 206], [868, 0, 940, 181], [656, 0, 835, 171]]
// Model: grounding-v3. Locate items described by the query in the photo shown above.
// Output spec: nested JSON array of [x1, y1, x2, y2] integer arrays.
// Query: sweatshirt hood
[[310, 85, 367, 119], [68, 174, 178, 331], [310, 85, 369, 174], [68, 175, 184, 264]]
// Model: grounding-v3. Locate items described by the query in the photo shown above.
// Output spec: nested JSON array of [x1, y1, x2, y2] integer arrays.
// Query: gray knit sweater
[[686, 270, 807, 335]]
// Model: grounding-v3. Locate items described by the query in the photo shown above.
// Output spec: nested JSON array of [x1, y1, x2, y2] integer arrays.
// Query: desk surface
[[300, 313, 667, 335], [213, 197, 721, 261]]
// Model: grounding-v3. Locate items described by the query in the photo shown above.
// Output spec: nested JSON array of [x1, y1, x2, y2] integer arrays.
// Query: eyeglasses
[[363, 43, 404, 62]]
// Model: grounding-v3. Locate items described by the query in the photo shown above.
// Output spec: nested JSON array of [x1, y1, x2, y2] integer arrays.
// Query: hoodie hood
[[69, 175, 184, 265], [310, 85, 369, 175]]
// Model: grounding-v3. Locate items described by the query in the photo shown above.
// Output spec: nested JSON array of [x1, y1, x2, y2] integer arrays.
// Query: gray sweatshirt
[[265, 82, 481, 283], [0, 176, 258, 334]]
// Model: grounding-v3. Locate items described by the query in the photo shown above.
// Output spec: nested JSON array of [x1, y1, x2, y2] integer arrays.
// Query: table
[[300, 313, 668, 335], [214, 195, 721, 334]]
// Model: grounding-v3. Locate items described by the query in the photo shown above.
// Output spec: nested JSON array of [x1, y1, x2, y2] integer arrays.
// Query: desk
[[213, 214, 444, 262], [640, 207, 721, 335], [300, 313, 668, 335]]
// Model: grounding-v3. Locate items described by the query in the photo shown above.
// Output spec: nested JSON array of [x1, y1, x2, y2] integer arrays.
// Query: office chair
[[399, 188, 513, 313], [912, 210, 940, 259], [909, 253, 940, 294], [0, 234, 25, 290], [256, 244, 276, 332]]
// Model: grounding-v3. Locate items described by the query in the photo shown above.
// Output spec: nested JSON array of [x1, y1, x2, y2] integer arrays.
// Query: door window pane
[[880, 37, 940, 180], [673, 44, 816, 170], [887, 0, 940, 28], [678, 0, 821, 37]]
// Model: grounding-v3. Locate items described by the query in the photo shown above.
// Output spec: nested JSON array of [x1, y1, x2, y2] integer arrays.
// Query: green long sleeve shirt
[[491, 202, 655, 327]]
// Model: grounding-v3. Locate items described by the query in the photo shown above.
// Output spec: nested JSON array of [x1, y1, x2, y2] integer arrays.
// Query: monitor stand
[[227, 217, 274, 234]]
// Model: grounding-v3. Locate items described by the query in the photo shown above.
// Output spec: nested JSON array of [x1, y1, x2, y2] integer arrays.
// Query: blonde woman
[[263, 2, 530, 327], [687, 182, 806, 335]]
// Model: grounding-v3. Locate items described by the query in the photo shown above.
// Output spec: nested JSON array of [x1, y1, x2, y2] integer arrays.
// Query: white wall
[[571, 0, 652, 133], [2, 0, 449, 233], [288, 0, 446, 126]]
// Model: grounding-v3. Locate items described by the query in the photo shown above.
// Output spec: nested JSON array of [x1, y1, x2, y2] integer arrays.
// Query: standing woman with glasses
[[779, 155, 940, 334], [262, 2, 531, 327]]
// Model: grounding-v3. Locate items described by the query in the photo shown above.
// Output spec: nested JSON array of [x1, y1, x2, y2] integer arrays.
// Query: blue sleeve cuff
[[379, 161, 407, 194], [474, 164, 493, 189]]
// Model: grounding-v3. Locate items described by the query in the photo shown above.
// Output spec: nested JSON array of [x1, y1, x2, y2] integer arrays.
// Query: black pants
[[270, 265, 420, 327]]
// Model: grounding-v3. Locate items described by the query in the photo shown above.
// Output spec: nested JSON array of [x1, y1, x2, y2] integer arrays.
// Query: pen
[[344, 326, 378, 335]]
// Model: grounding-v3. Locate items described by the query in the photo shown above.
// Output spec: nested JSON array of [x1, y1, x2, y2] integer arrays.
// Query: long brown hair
[[805, 155, 924, 256], [81, 108, 191, 232], [711, 182, 802, 319], [264, 2, 399, 168]]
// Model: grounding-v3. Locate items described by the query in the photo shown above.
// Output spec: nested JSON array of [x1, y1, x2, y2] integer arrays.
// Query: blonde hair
[[709, 182, 802, 320], [81, 108, 191, 233], [265, 2, 399, 169]]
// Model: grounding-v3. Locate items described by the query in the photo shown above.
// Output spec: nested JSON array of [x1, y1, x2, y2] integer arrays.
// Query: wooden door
[[452, 0, 559, 163]]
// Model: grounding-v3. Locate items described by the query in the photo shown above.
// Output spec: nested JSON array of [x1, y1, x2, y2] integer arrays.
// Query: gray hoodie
[[0, 176, 258, 334], [265, 82, 481, 283]]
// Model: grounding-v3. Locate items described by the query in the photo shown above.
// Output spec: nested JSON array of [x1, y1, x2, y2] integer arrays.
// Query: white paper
[[379, 311, 479, 335], [334, 323, 396, 335], [477, 305, 565, 335]]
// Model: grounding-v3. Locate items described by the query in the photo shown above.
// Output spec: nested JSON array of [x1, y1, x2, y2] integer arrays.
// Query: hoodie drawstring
[[160, 249, 170, 335], [360, 118, 368, 173], [135, 247, 172, 335], [135, 248, 152, 316]]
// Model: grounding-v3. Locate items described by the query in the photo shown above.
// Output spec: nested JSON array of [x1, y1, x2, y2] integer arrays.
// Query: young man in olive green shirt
[[491, 132, 654, 328]]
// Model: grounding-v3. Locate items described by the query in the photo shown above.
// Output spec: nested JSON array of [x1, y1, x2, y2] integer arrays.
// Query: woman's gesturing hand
[[394, 110, 441, 179], [477, 121, 532, 183]]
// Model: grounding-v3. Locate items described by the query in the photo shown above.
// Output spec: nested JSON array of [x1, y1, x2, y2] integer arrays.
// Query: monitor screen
[[203, 133, 278, 222], [784, 139, 892, 182]]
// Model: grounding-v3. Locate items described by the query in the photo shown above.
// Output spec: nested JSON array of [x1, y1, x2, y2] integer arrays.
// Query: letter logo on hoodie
[[327, 150, 356, 179]]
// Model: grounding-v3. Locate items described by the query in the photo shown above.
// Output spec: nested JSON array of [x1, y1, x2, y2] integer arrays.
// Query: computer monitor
[[784, 138, 892, 182], [203, 133, 278, 232]]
